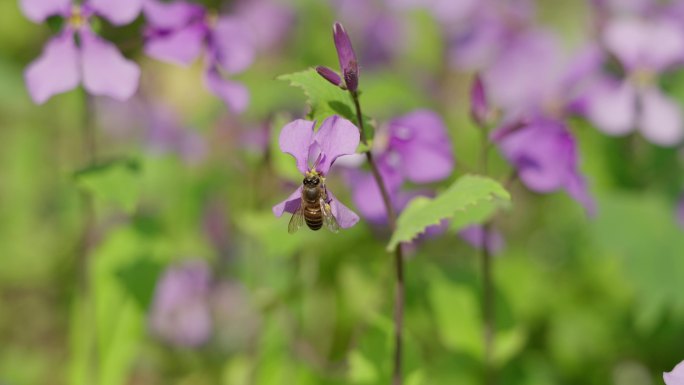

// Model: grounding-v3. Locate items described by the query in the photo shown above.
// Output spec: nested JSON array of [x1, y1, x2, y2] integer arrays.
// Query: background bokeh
[[1, 0, 684, 384]]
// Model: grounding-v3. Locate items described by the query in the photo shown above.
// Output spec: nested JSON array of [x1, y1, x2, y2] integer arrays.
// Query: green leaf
[[115, 258, 164, 311], [75, 159, 141, 214], [277, 68, 374, 141], [348, 351, 379, 384], [387, 175, 510, 251]]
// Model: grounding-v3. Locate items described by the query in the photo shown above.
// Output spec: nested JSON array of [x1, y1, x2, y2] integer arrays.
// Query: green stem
[[350, 90, 404, 385]]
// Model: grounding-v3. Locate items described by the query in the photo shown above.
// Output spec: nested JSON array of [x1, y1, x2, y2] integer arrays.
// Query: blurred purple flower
[[232, 0, 294, 52], [348, 109, 454, 222], [146, 105, 207, 164], [585, 16, 684, 146], [470, 73, 490, 128], [665, 360, 684, 385], [143, 0, 254, 113], [149, 260, 212, 347], [272, 116, 360, 229], [21, 0, 141, 104], [677, 195, 684, 229], [459, 225, 505, 255], [494, 117, 595, 214]]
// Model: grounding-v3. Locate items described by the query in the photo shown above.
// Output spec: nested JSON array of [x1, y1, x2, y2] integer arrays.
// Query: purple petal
[[327, 189, 360, 229], [333, 22, 359, 91], [459, 225, 505, 255], [19, 0, 70, 23], [204, 67, 249, 113], [80, 30, 140, 100], [499, 119, 571, 192], [88, 0, 142, 25], [470, 73, 489, 127], [346, 161, 402, 223], [211, 16, 255, 74], [143, 0, 205, 29], [272, 186, 302, 217], [24, 32, 80, 104], [278, 119, 315, 174], [388, 110, 454, 184], [149, 260, 212, 347], [145, 23, 205, 66], [313, 115, 360, 175], [604, 18, 684, 72], [316, 66, 342, 87], [677, 195, 684, 229], [664, 360, 684, 385], [233, 0, 294, 51], [638, 87, 684, 146], [566, 171, 596, 216], [585, 78, 637, 136]]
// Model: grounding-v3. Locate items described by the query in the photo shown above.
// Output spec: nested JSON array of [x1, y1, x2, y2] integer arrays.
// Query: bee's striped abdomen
[[304, 205, 323, 230]]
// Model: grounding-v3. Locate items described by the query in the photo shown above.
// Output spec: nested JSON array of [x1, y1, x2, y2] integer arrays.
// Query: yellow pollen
[[631, 69, 656, 88], [68, 5, 86, 28]]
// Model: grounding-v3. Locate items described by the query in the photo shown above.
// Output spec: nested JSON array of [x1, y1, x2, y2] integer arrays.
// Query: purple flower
[[272, 116, 361, 229], [585, 16, 684, 146], [459, 225, 505, 255], [677, 195, 684, 229], [21, 0, 141, 104], [143, 0, 254, 113], [348, 110, 454, 222], [149, 260, 212, 347], [317, 22, 359, 92], [494, 117, 595, 214], [231, 0, 294, 52], [665, 360, 684, 385]]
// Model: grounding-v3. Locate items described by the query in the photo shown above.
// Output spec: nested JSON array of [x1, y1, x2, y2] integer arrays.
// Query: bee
[[288, 170, 340, 234]]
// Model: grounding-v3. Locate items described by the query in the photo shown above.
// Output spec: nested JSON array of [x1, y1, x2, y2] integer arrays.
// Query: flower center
[[631, 69, 656, 88], [68, 5, 88, 29]]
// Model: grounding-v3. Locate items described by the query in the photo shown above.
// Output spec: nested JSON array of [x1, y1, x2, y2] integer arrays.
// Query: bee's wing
[[320, 197, 340, 233], [288, 201, 305, 234]]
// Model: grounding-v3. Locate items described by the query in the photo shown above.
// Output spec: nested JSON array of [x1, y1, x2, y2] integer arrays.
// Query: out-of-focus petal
[[585, 78, 637, 136], [149, 260, 212, 347], [459, 225, 505, 255], [664, 360, 684, 385], [211, 16, 255, 74], [204, 67, 249, 113], [145, 23, 205, 66], [272, 187, 302, 217], [234, 0, 294, 51], [388, 110, 454, 183], [638, 87, 684, 146], [88, 0, 142, 25], [24, 32, 80, 104], [499, 119, 569, 192], [677, 195, 684, 229], [20, 0, 70, 23], [80, 30, 140, 100], [566, 171, 596, 216], [333, 22, 359, 91], [327, 189, 360, 229], [604, 18, 684, 71], [278, 120, 315, 174], [314, 115, 360, 175], [346, 160, 402, 223], [143, 0, 205, 28]]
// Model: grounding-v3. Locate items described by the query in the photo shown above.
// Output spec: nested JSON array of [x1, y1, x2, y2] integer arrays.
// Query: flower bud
[[316, 65, 342, 87], [333, 22, 359, 92]]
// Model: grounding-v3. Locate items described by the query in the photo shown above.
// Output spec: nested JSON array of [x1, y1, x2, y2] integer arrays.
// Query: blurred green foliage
[[1, 1, 684, 385]]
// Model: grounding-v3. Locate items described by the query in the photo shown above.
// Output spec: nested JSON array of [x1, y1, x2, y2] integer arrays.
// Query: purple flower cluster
[[22, 0, 142, 104]]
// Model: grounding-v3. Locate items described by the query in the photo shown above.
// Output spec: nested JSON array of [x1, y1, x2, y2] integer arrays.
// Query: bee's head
[[303, 175, 320, 187]]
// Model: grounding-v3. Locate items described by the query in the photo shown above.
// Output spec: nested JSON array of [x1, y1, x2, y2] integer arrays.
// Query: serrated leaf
[[387, 175, 510, 251], [75, 159, 141, 214], [278, 68, 374, 142]]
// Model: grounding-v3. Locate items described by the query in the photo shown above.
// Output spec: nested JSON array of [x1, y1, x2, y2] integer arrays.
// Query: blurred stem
[[480, 124, 495, 385], [350, 90, 404, 385], [75, 92, 97, 385]]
